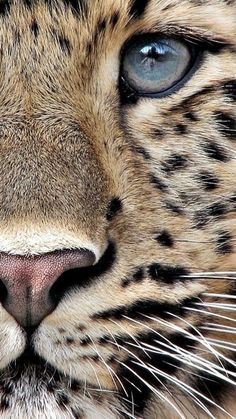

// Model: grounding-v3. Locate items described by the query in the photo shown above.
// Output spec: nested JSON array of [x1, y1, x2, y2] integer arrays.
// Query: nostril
[[0, 279, 8, 305], [50, 241, 116, 304]]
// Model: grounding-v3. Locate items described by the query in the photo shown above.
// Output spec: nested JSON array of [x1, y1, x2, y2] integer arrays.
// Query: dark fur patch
[[174, 124, 188, 135], [216, 230, 233, 254], [122, 268, 145, 287], [31, 20, 39, 37], [214, 111, 236, 139], [184, 112, 199, 122], [223, 79, 236, 101], [106, 197, 123, 221], [150, 174, 168, 192], [132, 145, 151, 160], [161, 154, 188, 173], [155, 230, 174, 247], [58, 35, 72, 55], [92, 296, 198, 321], [197, 171, 219, 191], [148, 263, 188, 284], [129, 0, 150, 18], [0, 0, 10, 15], [165, 201, 184, 215], [194, 202, 227, 228], [110, 11, 120, 27], [203, 141, 229, 162], [57, 393, 69, 408]]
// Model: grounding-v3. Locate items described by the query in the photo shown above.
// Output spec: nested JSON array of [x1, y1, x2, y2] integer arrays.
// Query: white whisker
[[133, 361, 234, 419], [203, 323, 236, 332], [116, 361, 186, 419], [196, 302, 236, 312], [166, 311, 227, 375], [201, 326, 236, 334], [203, 293, 236, 299], [183, 306, 236, 323]]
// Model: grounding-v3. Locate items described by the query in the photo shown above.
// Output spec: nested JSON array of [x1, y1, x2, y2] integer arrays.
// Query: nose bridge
[[0, 121, 109, 230]]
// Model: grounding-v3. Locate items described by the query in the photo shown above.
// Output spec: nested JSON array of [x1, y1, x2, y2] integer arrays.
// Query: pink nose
[[0, 249, 95, 328]]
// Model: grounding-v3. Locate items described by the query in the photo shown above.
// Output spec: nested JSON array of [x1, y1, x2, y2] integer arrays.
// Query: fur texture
[[0, 0, 235, 417]]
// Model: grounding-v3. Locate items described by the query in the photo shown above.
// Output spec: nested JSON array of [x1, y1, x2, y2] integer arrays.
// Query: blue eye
[[121, 35, 198, 97]]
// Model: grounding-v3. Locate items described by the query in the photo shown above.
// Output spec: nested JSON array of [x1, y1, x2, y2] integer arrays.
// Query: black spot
[[62, 0, 86, 15], [121, 268, 144, 288], [58, 328, 66, 334], [59, 36, 71, 55], [71, 409, 83, 419], [66, 337, 75, 345], [70, 380, 81, 391], [97, 18, 107, 33], [161, 154, 188, 173], [216, 231, 233, 254], [133, 145, 151, 160], [57, 393, 69, 408], [194, 209, 209, 228], [155, 230, 174, 247], [165, 201, 184, 215], [153, 128, 164, 139], [50, 241, 116, 303], [208, 202, 227, 217], [1, 384, 12, 396], [223, 79, 236, 101], [106, 197, 122, 221], [174, 124, 187, 134], [150, 174, 168, 192], [172, 86, 215, 111], [129, 0, 149, 18], [133, 267, 145, 282], [203, 141, 229, 162], [110, 11, 120, 27], [80, 336, 92, 346], [98, 335, 109, 344], [214, 111, 236, 139], [86, 42, 92, 54], [0, 0, 10, 15], [185, 112, 198, 122], [122, 278, 130, 287], [198, 171, 219, 191], [0, 397, 9, 411], [194, 202, 227, 228], [148, 264, 189, 284], [47, 382, 59, 393], [92, 296, 198, 321], [31, 20, 39, 37]]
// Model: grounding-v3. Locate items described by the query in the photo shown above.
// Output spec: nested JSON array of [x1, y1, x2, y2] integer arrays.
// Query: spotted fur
[[0, 0, 235, 417]]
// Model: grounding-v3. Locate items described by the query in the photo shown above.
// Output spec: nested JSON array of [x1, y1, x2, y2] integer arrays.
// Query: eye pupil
[[121, 35, 198, 98]]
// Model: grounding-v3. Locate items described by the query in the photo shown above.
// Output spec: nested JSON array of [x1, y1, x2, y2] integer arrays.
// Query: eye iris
[[121, 36, 193, 96]]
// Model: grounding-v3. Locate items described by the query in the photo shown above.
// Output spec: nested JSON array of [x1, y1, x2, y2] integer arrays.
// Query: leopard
[[0, 0, 235, 418]]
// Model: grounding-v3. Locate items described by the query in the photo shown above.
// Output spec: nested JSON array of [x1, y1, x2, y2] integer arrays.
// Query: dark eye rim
[[119, 33, 203, 100]]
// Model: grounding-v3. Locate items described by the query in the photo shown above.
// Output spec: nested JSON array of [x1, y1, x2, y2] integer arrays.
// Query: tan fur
[[0, 0, 235, 417]]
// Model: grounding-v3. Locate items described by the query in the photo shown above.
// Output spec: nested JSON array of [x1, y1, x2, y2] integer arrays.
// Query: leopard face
[[0, 1, 235, 418]]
